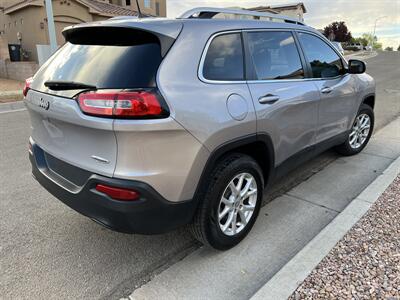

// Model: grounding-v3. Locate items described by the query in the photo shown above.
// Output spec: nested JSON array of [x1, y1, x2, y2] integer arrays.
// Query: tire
[[190, 153, 264, 250], [335, 104, 374, 156]]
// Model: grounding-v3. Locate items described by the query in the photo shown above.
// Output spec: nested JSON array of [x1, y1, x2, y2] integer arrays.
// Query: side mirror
[[348, 59, 366, 74]]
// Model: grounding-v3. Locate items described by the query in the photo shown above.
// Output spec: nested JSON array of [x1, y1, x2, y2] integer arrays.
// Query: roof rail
[[178, 7, 305, 25]]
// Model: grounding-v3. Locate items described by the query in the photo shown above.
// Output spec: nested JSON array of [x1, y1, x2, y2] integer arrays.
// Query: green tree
[[351, 37, 368, 47], [323, 21, 352, 42], [358, 33, 382, 50], [397, 45, 400, 51]]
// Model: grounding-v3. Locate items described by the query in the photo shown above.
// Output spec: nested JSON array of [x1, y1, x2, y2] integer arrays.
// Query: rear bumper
[[29, 143, 197, 234]]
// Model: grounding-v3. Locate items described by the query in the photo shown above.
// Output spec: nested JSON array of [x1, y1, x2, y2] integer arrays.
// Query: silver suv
[[25, 8, 375, 250]]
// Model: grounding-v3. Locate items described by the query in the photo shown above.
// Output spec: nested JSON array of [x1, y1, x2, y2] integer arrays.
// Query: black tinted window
[[203, 33, 244, 81], [248, 31, 304, 80], [298, 32, 344, 78], [32, 31, 162, 97]]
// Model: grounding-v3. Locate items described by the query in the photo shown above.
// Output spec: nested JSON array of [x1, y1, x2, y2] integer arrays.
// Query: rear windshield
[[31, 28, 162, 97]]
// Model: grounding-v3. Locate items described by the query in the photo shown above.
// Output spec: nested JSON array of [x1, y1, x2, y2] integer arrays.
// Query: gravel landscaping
[[290, 175, 400, 299]]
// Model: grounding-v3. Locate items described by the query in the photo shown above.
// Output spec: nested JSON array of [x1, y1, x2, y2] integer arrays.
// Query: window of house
[[298, 32, 344, 78], [126, 0, 130, 5], [155, 1, 160, 15], [20, 19, 23, 25], [247, 31, 304, 80], [144, 0, 151, 8], [203, 33, 244, 81]]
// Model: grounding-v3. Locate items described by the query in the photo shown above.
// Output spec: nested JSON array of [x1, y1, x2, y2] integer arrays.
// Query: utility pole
[[45, 0, 57, 53], [135, 0, 143, 18], [371, 16, 387, 51]]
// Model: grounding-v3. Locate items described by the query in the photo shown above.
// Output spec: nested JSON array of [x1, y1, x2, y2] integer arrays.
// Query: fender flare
[[191, 133, 275, 210]]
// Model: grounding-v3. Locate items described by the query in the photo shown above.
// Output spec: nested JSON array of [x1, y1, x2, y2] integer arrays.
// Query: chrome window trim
[[296, 29, 348, 62], [198, 30, 247, 85], [296, 30, 348, 76], [246, 75, 349, 84], [198, 28, 349, 85]]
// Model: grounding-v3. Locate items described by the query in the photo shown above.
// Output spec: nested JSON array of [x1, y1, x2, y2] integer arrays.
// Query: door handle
[[321, 87, 333, 94], [258, 94, 280, 105]]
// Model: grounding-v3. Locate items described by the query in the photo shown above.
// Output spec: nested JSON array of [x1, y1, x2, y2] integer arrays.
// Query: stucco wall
[[0, 0, 111, 63], [0, 36, 10, 60], [273, 7, 304, 22], [0, 6, 47, 62], [0, 59, 6, 76], [0, 60, 39, 80], [130, 0, 166, 17], [52, 0, 95, 45]]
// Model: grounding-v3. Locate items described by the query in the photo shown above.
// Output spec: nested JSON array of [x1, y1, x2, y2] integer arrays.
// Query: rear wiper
[[44, 80, 97, 91]]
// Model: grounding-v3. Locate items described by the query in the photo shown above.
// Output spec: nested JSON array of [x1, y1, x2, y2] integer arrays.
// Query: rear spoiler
[[62, 20, 183, 57]]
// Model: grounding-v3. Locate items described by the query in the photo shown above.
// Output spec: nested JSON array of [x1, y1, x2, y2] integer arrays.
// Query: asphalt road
[[1, 51, 399, 299]]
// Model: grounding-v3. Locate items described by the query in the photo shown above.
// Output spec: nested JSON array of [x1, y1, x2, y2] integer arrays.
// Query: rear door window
[[202, 33, 244, 81], [32, 28, 163, 97], [247, 31, 304, 80], [297, 32, 344, 78]]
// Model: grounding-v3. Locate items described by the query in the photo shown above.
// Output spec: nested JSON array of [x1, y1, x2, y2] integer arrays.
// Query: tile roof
[[81, 0, 139, 16], [3, 0, 146, 17]]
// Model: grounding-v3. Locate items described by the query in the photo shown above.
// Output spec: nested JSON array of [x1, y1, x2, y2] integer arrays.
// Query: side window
[[247, 31, 304, 80], [298, 32, 344, 78], [203, 33, 244, 81]]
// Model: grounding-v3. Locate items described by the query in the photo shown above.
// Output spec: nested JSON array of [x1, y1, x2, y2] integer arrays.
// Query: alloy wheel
[[349, 113, 371, 149], [217, 173, 258, 236]]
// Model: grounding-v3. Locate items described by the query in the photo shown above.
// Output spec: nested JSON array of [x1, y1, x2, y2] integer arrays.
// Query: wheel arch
[[192, 134, 275, 206], [362, 93, 375, 110]]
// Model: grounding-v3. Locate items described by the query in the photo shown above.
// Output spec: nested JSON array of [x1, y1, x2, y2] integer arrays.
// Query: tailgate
[[25, 90, 116, 177]]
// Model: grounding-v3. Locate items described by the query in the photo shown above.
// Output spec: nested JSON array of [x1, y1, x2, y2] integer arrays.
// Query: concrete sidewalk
[[252, 157, 400, 300], [0, 78, 24, 102], [128, 117, 400, 300]]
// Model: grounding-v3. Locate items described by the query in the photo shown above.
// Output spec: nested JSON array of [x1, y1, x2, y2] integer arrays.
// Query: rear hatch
[[26, 22, 181, 178]]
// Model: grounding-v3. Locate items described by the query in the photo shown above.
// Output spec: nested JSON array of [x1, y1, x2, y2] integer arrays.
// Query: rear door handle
[[321, 87, 333, 94], [258, 94, 280, 105]]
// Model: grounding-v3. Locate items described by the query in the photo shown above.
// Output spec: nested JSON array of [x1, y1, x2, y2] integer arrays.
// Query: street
[[1, 51, 399, 299]]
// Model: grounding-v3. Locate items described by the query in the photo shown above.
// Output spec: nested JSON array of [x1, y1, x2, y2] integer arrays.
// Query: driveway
[[1, 51, 399, 299]]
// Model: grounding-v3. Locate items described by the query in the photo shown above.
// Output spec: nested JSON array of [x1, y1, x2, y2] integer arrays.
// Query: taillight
[[95, 184, 140, 201], [23, 77, 33, 97], [77, 90, 168, 119]]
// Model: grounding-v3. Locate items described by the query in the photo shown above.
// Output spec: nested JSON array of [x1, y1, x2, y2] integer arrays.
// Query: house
[[0, 0, 166, 63], [130, 0, 165, 17], [214, 3, 307, 22], [248, 2, 307, 22]]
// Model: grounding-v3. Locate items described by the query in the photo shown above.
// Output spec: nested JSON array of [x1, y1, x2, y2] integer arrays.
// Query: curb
[[0, 91, 23, 103], [250, 155, 400, 300], [345, 51, 378, 61]]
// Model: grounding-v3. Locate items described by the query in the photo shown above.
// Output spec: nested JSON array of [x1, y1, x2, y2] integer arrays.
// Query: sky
[[166, 0, 400, 48]]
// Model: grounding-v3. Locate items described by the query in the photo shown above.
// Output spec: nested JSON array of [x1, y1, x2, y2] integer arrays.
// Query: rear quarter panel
[[157, 22, 257, 151], [156, 23, 257, 201]]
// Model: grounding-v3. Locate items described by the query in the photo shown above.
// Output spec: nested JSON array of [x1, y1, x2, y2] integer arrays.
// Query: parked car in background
[[365, 45, 373, 51], [331, 41, 345, 55], [344, 43, 363, 51], [24, 7, 376, 250]]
